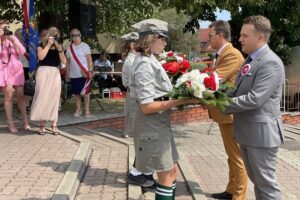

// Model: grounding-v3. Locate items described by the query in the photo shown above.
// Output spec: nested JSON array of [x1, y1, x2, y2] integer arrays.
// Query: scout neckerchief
[[70, 44, 91, 95]]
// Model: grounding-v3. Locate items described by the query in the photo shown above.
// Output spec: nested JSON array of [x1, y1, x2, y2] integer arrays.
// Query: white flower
[[213, 71, 220, 91], [175, 56, 183, 62], [191, 80, 206, 98], [160, 60, 166, 65], [159, 51, 168, 59], [175, 72, 189, 87]]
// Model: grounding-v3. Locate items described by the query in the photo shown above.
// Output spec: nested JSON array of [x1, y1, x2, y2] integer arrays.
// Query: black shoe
[[143, 174, 154, 181], [128, 174, 154, 187], [211, 191, 233, 199], [142, 174, 157, 190]]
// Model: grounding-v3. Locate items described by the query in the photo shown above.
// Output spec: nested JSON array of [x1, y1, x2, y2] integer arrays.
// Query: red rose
[[178, 53, 184, 58], [167, 51, 174, 57], [204, 74, 217, 91], [162, 62, 179, 74], [200, 67, 213, 74], [179, 59, 191, 73]]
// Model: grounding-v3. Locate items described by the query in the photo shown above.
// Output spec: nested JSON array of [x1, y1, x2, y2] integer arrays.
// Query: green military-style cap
[[132, 18, 169, 38], [120, 32, 139, 41]]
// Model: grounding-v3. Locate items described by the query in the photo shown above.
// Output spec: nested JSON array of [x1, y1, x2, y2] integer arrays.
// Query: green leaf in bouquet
[[166, 57, 178, 62], [216, 99, 230, 107], [219, 83, 236, 93], [200, 98, 217, 107], [186, 87, 194, 95], [228, 97, 234, 103], [177, 96, 191, 100], [217, 105, 226, 112], [202, 91, 216, 100], [190, 62, 207, 71]]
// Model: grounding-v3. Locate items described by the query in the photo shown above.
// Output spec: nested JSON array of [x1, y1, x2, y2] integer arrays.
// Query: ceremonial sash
[[70, 45, 91, 95]]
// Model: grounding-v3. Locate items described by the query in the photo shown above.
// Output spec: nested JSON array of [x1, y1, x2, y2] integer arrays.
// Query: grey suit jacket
[[225, 45, 285, 148]]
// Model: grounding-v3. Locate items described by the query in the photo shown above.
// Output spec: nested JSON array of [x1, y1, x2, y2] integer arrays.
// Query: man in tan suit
[[207, 20, 248, 200]]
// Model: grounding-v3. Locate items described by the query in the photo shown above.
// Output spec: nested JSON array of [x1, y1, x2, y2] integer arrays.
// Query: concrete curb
[[128, 144, 143, 200], [71, 126, 142, 199], [74, 125, 132, 145], [58, 113, 124, 127], [51, 130, 91, 200], [178, 151, 208, 200], [78, 126, 206, 200]]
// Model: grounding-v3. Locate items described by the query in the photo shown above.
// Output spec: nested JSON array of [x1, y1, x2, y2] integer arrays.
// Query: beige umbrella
[[97, 33, 124, 54]]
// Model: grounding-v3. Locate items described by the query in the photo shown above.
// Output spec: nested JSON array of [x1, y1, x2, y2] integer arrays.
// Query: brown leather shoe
[[211, 191, 232, 199]]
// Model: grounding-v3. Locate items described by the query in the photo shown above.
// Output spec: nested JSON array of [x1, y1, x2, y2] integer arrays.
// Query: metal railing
[[281, 79, 300, 113]]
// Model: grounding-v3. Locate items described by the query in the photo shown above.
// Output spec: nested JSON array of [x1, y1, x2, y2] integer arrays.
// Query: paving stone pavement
[[0, 124, 79, 200], [60, 126, 193, 200], [1, 114, 300, 200], [60, 126, 128, 200], [172, 122, 300, 200]]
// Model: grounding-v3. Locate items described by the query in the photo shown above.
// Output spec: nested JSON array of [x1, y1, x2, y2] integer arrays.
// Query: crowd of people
[[0, 14, 285, 200], [120, 16, 284, 200]]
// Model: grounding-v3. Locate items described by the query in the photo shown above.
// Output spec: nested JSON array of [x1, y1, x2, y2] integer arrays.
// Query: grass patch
[[60, 96, 125, 114]]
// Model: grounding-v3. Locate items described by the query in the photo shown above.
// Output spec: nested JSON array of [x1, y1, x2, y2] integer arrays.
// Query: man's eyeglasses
[[209, 32, 218, 38], [71, 34, 81, 38]]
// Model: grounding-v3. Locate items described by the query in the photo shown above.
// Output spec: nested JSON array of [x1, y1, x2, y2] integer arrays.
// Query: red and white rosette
[[241, 64, 251, 76]]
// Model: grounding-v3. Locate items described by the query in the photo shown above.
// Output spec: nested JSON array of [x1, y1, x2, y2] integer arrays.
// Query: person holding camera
[[0, 19, 30, 133], [30, 26, 66, 135]]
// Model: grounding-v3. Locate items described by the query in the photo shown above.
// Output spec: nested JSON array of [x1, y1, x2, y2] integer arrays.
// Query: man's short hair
[[243, 15, 272, 41], [209, 20, 231, 41]]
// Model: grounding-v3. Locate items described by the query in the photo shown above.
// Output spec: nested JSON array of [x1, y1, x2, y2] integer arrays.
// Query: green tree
[[2, 0, 298, 63], [154, 8, 199, 56], [229, 0, 300, 64], [168, 0, 300, 64]]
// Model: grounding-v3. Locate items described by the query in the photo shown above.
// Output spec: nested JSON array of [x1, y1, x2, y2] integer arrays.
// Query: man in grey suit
[[224, 15, 285, 200]]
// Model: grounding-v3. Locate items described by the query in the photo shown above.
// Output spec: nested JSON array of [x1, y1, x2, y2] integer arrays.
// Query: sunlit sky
[[200, 9, 231, 28]]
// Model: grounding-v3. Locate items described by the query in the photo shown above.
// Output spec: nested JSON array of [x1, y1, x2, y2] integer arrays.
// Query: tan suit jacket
[[209, 43, 244, 123]]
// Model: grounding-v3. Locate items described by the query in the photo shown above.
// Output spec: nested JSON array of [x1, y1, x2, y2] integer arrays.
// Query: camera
[[3, 28, 13, 36], [54, 35, 63, 44]]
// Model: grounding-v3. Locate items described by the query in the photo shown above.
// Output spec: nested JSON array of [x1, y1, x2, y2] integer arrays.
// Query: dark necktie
[[244, 56, 252, 64], [215, 53, 219, 60]]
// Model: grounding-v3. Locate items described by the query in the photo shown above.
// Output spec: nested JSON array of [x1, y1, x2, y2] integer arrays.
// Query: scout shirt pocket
[[139, 133, 160, 164], [156, 67, 172, 92]]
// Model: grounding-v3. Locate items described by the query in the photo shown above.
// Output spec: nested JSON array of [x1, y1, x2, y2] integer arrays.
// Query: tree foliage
[[154, 8, 199, 56], [79, 0, 165, 35], [229, 0, 300, 64], [168, 0, 300, 64], [1, 0, 298, 63]]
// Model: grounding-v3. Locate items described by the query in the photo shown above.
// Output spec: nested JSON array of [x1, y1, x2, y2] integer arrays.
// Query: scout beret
[[132, 19, 169, 38], [120, 32, 139, 41]]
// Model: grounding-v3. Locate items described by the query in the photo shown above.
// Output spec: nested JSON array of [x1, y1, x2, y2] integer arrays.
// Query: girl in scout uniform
[[121, 32, 155, 188], [128, 19, 197, 200]]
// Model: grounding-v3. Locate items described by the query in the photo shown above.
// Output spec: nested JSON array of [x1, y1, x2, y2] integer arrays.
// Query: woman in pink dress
[[0, 19, 30, 133]]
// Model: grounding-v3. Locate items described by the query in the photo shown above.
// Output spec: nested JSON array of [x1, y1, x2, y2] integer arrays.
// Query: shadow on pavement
[[37, 161, 70, 173], [80, 167, 127, 188]]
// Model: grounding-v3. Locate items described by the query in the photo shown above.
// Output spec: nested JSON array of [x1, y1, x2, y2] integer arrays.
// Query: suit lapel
[[214, 43, 232, 68], [235, 46, 271, 92]]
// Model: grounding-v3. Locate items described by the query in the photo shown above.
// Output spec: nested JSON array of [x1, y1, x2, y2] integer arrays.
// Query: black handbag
[[24, 79, 36, 96]]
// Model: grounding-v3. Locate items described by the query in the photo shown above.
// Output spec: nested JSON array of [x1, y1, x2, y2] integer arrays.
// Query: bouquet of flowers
[[169, 68, 235, 111], [159, 51, 191, 84]]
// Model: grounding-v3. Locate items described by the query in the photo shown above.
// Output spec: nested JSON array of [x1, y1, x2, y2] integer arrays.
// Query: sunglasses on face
[[71, 34, 81, 38], [0, 25, 9, 30]]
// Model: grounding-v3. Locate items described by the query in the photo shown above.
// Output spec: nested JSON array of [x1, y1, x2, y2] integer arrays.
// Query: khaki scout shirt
[[122, 53, 136, 88], [128, 53, 172, 105]]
